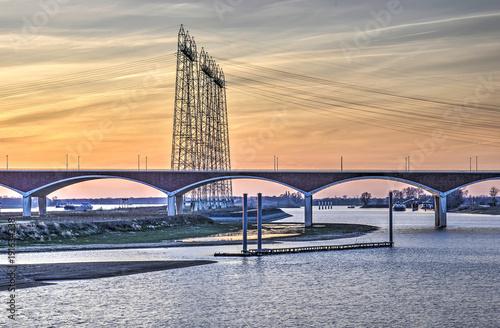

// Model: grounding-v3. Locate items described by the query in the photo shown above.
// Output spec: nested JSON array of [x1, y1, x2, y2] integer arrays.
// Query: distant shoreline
[[449, 207, 500, 215]]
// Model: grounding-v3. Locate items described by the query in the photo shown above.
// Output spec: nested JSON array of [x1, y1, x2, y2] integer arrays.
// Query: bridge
[[1, 170, 499, 227]]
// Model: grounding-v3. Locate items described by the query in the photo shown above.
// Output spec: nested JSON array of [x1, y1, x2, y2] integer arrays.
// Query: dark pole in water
[[257, 193, 263, 253], [389, 191, 394, 245], [242, 193, 248, 253]]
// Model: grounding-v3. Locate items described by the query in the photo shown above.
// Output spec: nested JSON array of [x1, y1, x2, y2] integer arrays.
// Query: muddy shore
[[0, 260, 215, 291]]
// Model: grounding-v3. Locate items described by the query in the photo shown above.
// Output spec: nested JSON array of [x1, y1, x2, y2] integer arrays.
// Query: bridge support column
[[304, 195, 313, 227], [168, 195, 176, 216], [23, 195, 32, 217], [38, 196, 47, 216], [176, 196, 183, 215], [434, 195, 447, 228]]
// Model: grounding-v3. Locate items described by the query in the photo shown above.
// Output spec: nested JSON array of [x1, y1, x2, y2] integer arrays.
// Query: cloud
[[0, 135, 40, 144]]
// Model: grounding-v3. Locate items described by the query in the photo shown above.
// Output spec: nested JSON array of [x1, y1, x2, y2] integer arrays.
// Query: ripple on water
[[5, 208, 500, 327]]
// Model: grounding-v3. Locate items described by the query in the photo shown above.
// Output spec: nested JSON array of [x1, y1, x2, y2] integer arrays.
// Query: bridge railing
[[0, 169, 498, 173]]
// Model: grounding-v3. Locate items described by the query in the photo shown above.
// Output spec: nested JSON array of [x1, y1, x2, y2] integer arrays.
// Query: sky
[[0, 0, 499, 198]]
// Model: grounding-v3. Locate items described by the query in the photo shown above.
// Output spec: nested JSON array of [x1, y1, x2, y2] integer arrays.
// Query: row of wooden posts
[[318, 201, 333, 210], [240, 192, 394, 253]]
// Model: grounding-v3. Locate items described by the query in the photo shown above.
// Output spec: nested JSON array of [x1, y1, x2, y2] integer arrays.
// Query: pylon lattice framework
[[171, 24, 232, 210]]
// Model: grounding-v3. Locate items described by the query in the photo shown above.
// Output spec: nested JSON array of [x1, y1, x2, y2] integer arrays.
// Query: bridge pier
[[304, 195, 313, 227], [38, 196, 47, 216], [434, 195, 447, 227], [168, 195, 176, 216], [176, 195, 184, 215], [23, 195, 32, 217]]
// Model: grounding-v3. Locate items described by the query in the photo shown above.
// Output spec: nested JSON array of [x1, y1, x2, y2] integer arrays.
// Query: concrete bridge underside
[[2, 170, 499, 228]]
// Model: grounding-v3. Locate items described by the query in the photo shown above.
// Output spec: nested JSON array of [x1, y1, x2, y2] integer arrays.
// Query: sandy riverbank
[[0, 260, 216, 291], [0, 223, 376, 290], [0, 208, 378, 290]]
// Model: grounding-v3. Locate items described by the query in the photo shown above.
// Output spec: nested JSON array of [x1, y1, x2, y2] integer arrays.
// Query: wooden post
[[389, 191, 393, 245], [242, 194, 248, 252], [257, 193, 262, 253]]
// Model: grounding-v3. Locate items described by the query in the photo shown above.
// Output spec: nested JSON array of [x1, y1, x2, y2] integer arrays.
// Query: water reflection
[[4, 207, 499, 327]]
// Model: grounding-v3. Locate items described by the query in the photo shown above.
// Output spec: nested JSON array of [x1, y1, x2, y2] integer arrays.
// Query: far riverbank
[[449, 206, 500, 215]]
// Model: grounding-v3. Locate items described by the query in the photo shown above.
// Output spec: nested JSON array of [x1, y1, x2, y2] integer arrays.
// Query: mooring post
[[257, 193, 262, 253], [242, 193, 248, 253], [389, 191, 393, 245]]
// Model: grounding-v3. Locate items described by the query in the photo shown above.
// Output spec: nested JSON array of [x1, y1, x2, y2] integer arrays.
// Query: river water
[[3, 207, 499, 327]]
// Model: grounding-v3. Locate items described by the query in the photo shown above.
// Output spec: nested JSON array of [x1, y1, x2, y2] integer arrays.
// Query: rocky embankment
[[0, 214, 212, 243]]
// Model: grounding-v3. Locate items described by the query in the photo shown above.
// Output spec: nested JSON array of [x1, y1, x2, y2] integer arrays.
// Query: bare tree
[[447, 188, 467, 210], [360, 192, 372, 206], [490, 186, 498, 206], [392, 190, 403, 202]]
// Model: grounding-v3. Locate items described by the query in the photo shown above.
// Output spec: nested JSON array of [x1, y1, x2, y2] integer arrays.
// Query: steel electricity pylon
[[171, 25, 232, 210]]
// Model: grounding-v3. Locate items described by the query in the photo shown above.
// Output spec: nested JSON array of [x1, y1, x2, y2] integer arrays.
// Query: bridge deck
[[214, 242, 393, 257]]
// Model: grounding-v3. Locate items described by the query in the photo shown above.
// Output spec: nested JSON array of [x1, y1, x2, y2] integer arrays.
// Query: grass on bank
[[0, 206, 378, 247], [7, 222, 377, 247], [24, 222, 240, 246]]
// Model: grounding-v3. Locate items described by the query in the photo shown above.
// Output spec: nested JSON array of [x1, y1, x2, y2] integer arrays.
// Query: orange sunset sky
[[1, 0, 500, 199]]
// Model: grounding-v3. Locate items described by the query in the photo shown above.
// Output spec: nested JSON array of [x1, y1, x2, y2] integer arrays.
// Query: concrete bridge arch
[[308, 176, 443, 196], [0, 183, 25, 197], [169, 175, 307, 216], [22, 175, 170, 217], [443, 176, 500, 195], [172, 175, 307, 196], [305, 176, 448, 228], [28, 175, 169, 197]]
